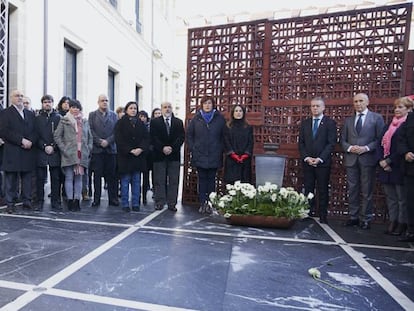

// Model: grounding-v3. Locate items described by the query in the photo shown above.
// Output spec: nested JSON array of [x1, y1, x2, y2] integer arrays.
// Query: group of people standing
[[299, 93, 414, 242], [0, 91, 187, 214], [1, 90, 413, 242]]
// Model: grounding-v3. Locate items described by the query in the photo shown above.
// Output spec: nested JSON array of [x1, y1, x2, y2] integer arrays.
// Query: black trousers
[[5, 171, 32, 206], [303, 164, 331, 217], [36, 166, 61, 204], [405, 175, 414, 228], [90, 153, 117, 203]]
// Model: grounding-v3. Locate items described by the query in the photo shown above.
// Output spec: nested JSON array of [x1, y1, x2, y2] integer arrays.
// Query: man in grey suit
[[341, 93, 385, 229]]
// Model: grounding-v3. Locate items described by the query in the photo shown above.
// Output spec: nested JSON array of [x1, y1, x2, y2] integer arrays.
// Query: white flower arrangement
[[209, 181, 312, 219]]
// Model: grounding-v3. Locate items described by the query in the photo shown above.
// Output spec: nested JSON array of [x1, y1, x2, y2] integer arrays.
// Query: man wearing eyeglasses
[[0, 90, 37, 213]]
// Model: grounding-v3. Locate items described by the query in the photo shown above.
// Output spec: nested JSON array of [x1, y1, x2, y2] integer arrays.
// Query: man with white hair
[[0, 90, 37, 213]]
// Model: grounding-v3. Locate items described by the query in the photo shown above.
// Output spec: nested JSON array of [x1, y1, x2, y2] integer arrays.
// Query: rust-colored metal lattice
[[183, 3, 412, 221]]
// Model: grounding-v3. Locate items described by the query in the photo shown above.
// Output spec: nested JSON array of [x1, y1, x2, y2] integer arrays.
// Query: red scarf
[[381, 115, 407, 157]]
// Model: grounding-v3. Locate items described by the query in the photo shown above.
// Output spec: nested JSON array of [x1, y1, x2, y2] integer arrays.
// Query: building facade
[[0, 0, 179, 114]]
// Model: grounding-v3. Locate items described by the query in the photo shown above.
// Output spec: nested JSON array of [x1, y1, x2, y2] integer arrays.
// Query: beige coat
[[54, 112, 93, 168]]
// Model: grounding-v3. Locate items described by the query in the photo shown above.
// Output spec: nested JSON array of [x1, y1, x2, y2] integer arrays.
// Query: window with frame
[[108, 69, 117, 110], [64, 43, 77, 98], [135, 0, 141, 33], [135, 84, 141, 106], [109, 0, 117, 9]]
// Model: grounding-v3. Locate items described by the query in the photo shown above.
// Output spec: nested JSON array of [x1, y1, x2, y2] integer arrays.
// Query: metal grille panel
[[0, 0, 8, 108], [183, 3, 412, 221]]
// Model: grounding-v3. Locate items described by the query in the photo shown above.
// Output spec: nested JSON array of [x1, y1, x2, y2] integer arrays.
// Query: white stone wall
[[7, 0, 178, 115]]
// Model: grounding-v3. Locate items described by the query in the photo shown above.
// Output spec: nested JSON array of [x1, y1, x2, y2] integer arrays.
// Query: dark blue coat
[[187, 110, 225, 169]]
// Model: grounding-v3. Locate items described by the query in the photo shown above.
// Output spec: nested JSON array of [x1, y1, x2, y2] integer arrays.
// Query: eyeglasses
[[13, 94, 24, 98]]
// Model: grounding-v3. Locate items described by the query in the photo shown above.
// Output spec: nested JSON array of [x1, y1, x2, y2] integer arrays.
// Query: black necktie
[[165, 117, 170, 135], [312, 118, 319, 138], [355, 113, 363, 134]]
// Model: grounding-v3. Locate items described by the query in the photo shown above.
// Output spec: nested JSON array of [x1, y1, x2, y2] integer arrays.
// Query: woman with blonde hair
[[378, 96, 413, 235]]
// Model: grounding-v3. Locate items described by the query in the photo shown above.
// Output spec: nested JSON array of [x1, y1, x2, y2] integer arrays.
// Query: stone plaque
[[255, 154, 287, 187]]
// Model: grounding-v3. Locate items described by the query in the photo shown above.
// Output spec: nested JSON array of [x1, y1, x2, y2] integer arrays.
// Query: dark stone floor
[[0, 193, 413, 311]]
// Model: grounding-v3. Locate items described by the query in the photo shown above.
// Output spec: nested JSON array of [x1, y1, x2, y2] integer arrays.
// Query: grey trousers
[[383, 184, 407, 223], [153, 160, 180, 206]]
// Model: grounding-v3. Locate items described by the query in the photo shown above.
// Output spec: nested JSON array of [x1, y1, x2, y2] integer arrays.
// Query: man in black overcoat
[[0, 90, 37, 213]]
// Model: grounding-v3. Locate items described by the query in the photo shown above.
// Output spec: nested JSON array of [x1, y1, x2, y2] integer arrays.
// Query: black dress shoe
[[155, 205, 163, 210], [319, 216, 328, 224], [6, 205, 16, 214], [132, 206, 140, 212], [91, 201, 100, 207], [344, 219, 359, 227], [398, 233, 414, 242], [168, 205, 177, 212], [360, 221, 371, 230], [22, 203, 32, 210]]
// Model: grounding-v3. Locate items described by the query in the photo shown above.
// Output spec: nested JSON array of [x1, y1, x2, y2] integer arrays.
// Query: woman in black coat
[[378, 97, 412, 235], [114, 102, 150, 212], [223, 104, 253, 184], [187, 95, 225, 212]]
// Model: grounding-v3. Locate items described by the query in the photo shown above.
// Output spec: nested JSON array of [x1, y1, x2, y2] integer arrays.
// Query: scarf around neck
[[381, 115, 407, 157], [200, 109, 215, 124]]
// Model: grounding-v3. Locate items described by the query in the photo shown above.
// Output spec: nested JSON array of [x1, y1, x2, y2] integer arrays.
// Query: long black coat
[[114, 115, 150, 174], [35, 109, 61, 167], [150, 115, 185, 162], [398, 112, 414, 177], [223, 122, 254, 183], [0, 106, 37, 172], [187, 110, 225, 169]]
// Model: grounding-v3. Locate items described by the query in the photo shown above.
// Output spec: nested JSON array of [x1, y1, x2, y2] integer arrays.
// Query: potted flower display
[[209, 181, 313, 228]]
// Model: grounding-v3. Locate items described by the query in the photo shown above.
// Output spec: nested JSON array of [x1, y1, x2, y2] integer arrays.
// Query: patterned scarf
[[381, 115, 407, 157]]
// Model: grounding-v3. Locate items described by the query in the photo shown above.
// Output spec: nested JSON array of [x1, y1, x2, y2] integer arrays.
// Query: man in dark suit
[[150, 102, 185, 211], [341, 93, 385, 229], [0, 90, 37, 213], [299, 97, 337, 224]]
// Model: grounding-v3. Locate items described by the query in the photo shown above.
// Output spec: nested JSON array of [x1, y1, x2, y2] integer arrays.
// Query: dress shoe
[[319, 216, 328, 224], [6, 205, 16, 214], [384, 221, 398, 235], [22, 203, 33, 210], [391, 223, 407, 236], [360, 221, 371, 230], [398, 232, 414, 242], [122, 207, 130, 212], [132, 206, 140, 212], [155, 205, 163, 210], [51, 203, 62, 211], [33, 203, 43, 211], [168, 205, 177, 212], [343, 219, 359, 227], [109, 200, 119, 206], [91, 201, 100, 207]]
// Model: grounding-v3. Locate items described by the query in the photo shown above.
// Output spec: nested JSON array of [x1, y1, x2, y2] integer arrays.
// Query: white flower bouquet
[[209, 181, 312, 220]]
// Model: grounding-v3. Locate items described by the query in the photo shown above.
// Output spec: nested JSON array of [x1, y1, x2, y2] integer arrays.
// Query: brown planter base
[[225, 215, 296, 229]]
